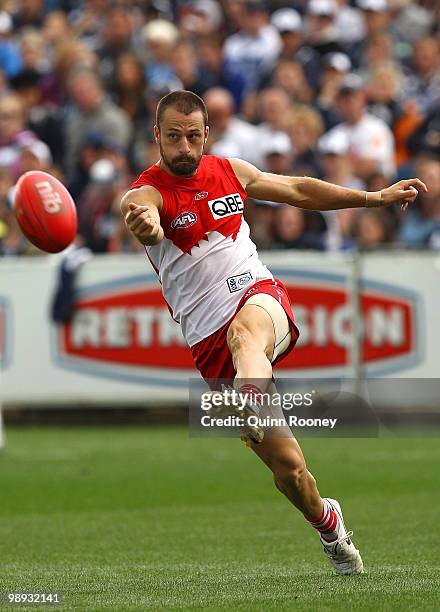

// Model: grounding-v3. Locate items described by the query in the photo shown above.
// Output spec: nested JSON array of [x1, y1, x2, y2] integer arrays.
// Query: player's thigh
[[227, 303, 275, 359]]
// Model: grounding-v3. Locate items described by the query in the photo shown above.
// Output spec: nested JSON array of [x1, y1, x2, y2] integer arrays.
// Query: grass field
[[0, 426, 439, 611]]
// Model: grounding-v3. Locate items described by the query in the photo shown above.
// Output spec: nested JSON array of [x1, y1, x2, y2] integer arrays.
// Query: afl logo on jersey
[[194, 191, 208, 201], [171, 211, 198, 230], [208, 193, 244, 219]]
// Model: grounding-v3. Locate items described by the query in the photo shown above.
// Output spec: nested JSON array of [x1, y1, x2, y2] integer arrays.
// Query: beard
[[159, 144, 201, 177]]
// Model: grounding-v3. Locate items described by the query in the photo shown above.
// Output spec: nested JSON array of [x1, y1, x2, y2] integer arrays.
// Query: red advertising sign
[[56, 274, 419, 379]]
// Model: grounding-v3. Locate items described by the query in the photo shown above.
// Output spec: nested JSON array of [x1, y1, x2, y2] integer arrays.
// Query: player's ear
[[153, 125, 160, 144], [204, 126, 209, 144]]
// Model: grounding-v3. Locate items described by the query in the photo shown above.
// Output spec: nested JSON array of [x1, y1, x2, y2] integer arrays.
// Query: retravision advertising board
[[0, 251, 438, 406]]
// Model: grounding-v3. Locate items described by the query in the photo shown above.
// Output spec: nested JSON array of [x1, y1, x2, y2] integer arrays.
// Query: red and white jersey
[[131, 155, 273, 346]]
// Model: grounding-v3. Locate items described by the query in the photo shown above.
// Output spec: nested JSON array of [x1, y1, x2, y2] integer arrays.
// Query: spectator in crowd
[[318, 130, 365, 250], [398, 156, 440, 248], [179, 0, 224, 38], [96, 6, 134, 90], [11, 69, 65, 166], [172, 41, 206, 98], [270, 7, 321, 91], [323, 73, 396, 180], [401, 37, 440, 114], [63, 66, 131, 181], [261, 131, 294, 174], [0, 1, 437, 257], [77, 157, 128, 253], [271, 60, 314, 105], [257, 86, 292, 138], [273, 205, 326, 250], [197, 35, 246, 108], [223, 0, 281, 97], [204, 87, 260, 165], [349, 0, 393, 69], [283, 105, 325, 177], [316, 51, 352, 129], [334, 0, 365, 46], [12, 0, 45, 30], [0, 92, 47, 180], [352, 208, 395, 250], [407, 100, 440, 159], [141, 19, 180, 93], [18, 27, 47, 75], [0, 10, 23, 77]]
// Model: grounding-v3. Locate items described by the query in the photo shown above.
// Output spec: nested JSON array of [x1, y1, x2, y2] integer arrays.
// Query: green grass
[[0, 426, 439, 611]]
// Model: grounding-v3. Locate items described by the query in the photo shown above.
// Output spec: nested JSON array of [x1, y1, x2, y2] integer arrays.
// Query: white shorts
[[246, 293, 292, 362]]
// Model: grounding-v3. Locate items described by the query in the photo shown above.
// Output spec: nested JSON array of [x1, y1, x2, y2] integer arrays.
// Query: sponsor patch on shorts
[[227, 271, 253, 293]]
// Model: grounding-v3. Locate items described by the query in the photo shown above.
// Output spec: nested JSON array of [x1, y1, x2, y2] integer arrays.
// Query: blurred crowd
[[0, 0, 439, 256]]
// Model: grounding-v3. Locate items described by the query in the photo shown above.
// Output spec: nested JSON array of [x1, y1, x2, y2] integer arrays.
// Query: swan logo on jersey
[[208, 193, 244, 219], [194, 191, 208, 201], [171, 211, 198, 230]]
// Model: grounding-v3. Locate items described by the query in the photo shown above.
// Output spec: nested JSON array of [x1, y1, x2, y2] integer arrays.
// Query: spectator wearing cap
[[223, 0, 281, 98], [141, 19, 181, 94], [270, 8, 321, 93], [317, 52, 352, 129], [303, 0, 346, 90], [271, 8, 302, 58], [261, 131, 293, 174], [318, 130, 365, 250], [179, 0, 224, 37], [0, 11, 23, 78], [390, 0, 433, 44], [398, 157, 440, 249], [349, 0, 392, 69], [324, 73, 396, 179], [401, 37, 440, 115], [283, 105, 325, 178], [64, 66, 131, 182], [204, 87, 260, 166], [333, 0, 365, 46]]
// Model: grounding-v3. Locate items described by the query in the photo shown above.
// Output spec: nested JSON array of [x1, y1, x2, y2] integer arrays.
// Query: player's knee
[[273, 459, 307, 494]]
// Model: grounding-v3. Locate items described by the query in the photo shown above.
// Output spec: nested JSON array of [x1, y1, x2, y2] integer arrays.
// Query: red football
[[14, 170, 77, 253]]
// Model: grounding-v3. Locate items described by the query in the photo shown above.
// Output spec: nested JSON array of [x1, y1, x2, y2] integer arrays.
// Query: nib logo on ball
[[14, 171, 77, 253]]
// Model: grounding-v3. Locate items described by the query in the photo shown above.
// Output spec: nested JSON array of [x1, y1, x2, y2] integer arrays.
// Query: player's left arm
[[228, 158, 428, 211]]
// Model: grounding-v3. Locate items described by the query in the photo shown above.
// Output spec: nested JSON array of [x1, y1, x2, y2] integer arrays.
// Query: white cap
[[271, 8, 303, 33], [90, 158, 118, 183], [357, 0, 388, 11], [21, 140, 52, 166], [193, 0, 223, 29], [324, 52, 351, 73], [142, 19, 180, 44], [0, 11, 12, 34], [262, 131, 293, 156], [308, 0, 337, 17], [318, 131, 350, 156]]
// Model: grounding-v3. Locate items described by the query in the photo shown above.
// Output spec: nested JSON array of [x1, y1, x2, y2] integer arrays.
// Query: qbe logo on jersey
[[208, 193, 244, 219]]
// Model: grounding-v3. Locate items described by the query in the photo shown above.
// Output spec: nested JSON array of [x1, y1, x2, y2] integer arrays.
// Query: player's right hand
[[124, 202, 164, 245]]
